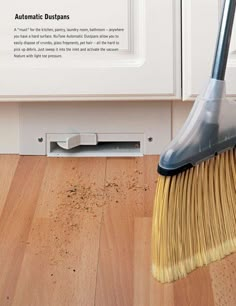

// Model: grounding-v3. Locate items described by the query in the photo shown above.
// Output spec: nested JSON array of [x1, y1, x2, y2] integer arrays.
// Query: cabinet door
[[183, 0, 236, 100], [0, 0, 181, 101]]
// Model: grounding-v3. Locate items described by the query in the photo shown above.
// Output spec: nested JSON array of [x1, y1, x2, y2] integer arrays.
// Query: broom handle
[[212, 0, 236, 80]]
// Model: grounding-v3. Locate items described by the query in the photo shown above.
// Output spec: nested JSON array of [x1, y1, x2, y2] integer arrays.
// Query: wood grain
[[0, 156, 47, 305], [0, 155, 19, 216], [0, 155, 235, 306], [12, 158, 106, 306], [95, 157, 146, 306], [143, 156, 158, 217], [173, 265, 215, 306], [210, 253, 236, 306], [134, 217, 174, 306]]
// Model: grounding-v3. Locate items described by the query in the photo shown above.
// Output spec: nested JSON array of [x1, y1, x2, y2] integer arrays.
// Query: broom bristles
[[152, 148, 236, 283]]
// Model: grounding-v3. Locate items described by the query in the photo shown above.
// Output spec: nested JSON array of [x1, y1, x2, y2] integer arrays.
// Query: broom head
[[152, 79, 236, 283]]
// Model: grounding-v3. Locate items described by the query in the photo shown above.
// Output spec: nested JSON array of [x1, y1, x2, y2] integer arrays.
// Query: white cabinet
[[0, 0, 181, 101], [183, 0, 236, 100]]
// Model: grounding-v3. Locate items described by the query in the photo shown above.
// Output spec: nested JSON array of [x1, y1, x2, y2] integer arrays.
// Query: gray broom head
[[158, 79, 236, 177]]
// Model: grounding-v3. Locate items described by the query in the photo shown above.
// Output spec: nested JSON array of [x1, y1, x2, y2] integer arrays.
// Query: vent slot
[[47, 133, 144, 157]]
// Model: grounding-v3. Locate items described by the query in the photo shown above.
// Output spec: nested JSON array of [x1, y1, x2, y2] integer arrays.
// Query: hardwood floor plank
[[143, 156, 158, 217], [95, 157, 145, 306], [134, 217, 174, 306], [134, 217, 151, 306], [11, 158, 106, 306], [0, 155, 19, 216], [173, 266, 215, 306], [210, 253, 236, 306], [0, 156, 47, 305]]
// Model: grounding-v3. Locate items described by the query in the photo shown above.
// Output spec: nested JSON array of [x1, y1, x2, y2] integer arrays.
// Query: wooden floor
[[0, 155, 236, 306]]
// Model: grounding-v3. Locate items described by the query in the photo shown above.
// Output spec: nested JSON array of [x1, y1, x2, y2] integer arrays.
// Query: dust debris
[[31, 164, 152, 270]]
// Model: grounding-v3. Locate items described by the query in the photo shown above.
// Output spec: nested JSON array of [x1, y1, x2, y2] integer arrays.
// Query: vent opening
[[47, 134, 144, 157], [49, 141, 141, 157]]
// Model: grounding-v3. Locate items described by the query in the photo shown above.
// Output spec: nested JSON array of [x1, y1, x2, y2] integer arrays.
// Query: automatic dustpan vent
[[47, 133, 143, 157]]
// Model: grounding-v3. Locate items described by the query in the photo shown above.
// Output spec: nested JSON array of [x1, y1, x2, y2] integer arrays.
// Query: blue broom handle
[[212, 0, 236, 80]]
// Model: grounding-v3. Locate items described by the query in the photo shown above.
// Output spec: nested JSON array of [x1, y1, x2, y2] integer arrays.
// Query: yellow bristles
[[152, 148, 236, 283]]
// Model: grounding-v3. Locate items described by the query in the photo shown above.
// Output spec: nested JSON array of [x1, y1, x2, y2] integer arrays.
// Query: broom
[[152, 0, 236, 283]]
